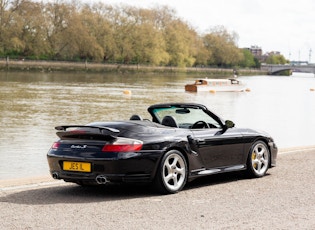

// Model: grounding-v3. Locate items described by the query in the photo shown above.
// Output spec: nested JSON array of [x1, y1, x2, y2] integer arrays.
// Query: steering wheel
[[191, 120, 210, 129]]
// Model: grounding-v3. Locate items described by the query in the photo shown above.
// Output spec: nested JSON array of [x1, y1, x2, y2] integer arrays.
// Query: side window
[[189, 109, 221, 128], [204, 115, 221, 128]]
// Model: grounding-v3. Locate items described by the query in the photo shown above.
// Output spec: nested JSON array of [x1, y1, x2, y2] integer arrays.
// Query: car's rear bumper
[[47, 151, 161, 184], [54, 171, 152, 184]]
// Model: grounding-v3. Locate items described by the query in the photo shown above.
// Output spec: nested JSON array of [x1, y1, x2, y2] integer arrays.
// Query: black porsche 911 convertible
[[47, 103, 277, 194]]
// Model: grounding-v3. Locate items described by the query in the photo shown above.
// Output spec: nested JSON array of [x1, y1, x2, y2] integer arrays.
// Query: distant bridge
[[261, 64, 315, 75]]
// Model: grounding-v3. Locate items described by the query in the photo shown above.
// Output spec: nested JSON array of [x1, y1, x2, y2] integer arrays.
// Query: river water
[[0, 71, 314, 180]]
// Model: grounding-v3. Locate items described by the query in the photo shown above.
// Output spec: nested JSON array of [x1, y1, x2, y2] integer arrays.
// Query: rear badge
[[71, 145, 87, 149]]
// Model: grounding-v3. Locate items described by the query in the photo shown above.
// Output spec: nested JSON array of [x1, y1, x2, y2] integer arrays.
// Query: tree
[[42, 0, 75, 59], [83, 3, 117, 62], [239, 49, 256, 68], [203, 26, 243, 67], [116, 6, 166, 65], [163, 19, 197, 67], [0, 0, 26, 56], [266, 54, 288, 65], [194, 36, 212, 66], [9, 0, 48, 58]]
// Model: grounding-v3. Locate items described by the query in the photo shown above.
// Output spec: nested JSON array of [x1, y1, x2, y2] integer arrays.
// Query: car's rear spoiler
[[55, 125, 120, 140]]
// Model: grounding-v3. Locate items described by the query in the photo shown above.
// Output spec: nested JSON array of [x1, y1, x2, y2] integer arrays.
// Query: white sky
[[101, 0, 315, 62]]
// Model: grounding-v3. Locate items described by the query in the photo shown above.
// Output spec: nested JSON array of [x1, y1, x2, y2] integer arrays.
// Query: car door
[[191, 128, 245, 169]]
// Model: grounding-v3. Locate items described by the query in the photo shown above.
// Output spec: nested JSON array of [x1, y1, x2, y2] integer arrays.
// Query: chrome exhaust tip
[[95, 175, 108, 185], [52, 172, 59, 179]]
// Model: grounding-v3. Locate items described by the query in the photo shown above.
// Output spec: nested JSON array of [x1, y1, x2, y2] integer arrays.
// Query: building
[[243, 46, 262, 58]]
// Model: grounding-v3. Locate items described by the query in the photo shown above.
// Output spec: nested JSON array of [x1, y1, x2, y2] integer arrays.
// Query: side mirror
[[225, 120, 235, 129]]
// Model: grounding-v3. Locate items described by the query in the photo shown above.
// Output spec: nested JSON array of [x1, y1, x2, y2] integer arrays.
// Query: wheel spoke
[[172, 176, 178, 187], [164, 173, 173, 183], [258, 150, 265, 158], [256, 161, 262, 172], [164, 163, 171, 173], [176, 167, 185, 175], [254, 145, 259, 154], [261, 158, 268, 166], [171, 157, 179, 168]]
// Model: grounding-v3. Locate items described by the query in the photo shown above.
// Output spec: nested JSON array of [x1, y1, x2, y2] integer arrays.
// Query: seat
[[130, 114, 142, 120], [161, 116, 178, 128]]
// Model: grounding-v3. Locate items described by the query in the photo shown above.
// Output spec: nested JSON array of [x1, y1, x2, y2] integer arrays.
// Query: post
[[6, 56, 9, 70]]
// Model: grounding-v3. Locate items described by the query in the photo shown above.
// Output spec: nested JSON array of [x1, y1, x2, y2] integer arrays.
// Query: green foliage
[[266, 54, 288, 65], [0, 0, 266, 68], [254, 57, 261, 68], [202, 26, 243, 67], [239, 49, 257, 68]]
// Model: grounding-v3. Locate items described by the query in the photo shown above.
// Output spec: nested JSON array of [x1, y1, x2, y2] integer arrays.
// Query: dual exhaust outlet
[[95, 175, 108, 185], [52, 172, 108, 185]]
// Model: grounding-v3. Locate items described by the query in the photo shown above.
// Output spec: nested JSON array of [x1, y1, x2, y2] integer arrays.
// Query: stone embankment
[[0, 59, 267, 75]]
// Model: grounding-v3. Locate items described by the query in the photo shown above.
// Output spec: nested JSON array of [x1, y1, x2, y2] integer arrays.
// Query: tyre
[[155, 150, 188, 194], [247, 141, 270, 177]]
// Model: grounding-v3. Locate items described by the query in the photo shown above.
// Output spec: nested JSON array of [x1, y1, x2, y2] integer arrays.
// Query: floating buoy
[[123, 90, 132, 95], [310, 88, 315, 91], [209, 90, 216, 93], [245, 88, 251, 92]]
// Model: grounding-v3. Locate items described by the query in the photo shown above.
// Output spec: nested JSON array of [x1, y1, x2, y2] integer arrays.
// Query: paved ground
[[0, 146, 314, 229]]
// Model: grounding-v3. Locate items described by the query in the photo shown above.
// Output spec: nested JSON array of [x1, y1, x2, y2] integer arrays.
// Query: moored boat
[[185, 78, 246, 92]]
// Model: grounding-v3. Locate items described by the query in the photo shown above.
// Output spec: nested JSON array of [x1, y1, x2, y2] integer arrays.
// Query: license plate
[[63, 161, 91, 172]]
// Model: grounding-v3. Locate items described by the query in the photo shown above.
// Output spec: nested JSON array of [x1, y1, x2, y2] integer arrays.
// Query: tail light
[[51, 142, 60, 149], [102, 140, 143, 152]]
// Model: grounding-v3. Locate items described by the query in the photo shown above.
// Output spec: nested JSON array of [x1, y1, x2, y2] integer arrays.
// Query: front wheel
[[155, 150, 188, 194], [247, 141, 270, 177]]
